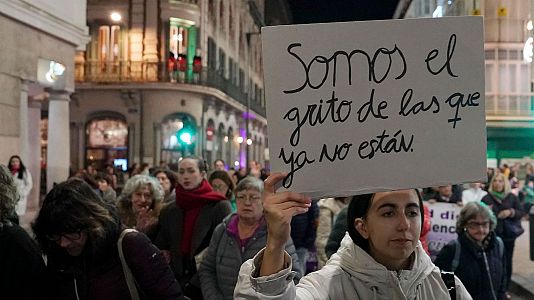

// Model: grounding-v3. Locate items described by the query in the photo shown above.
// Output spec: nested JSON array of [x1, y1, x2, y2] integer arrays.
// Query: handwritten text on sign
[[261, 17, 486, 197]]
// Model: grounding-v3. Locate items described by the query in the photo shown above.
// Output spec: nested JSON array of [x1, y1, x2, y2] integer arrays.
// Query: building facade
[[407, 0, 534, 168], [0, 0, 88, 214], [73, 0, 278, 172]]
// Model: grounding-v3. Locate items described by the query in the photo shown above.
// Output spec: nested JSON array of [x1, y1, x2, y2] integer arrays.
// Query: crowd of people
[[0, 155, 531, 299]]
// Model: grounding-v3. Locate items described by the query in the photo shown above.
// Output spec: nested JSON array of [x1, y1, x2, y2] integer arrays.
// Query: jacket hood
[[333, 233, 438, 298]]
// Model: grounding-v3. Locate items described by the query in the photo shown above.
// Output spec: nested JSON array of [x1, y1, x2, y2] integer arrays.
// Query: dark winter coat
[[435, 231, 506, 300], [0, 222, 51, 300], [155, 200, 232, 289], [325, 206, 348, 258], [198, 214, 302, 300], [482, 192, 525, 242], [290, 199, 318, 249], [46, 229, 182, 300]]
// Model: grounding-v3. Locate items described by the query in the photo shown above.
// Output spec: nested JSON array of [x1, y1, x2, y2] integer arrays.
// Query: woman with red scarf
[[156, 156, 231, 299]]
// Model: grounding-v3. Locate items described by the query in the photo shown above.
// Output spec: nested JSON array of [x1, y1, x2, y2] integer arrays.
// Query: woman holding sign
[[234, 173, 472, 299]]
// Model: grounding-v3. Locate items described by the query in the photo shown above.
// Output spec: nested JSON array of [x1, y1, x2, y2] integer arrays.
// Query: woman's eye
[[407, 210, 419, 217], [382, 211, 394, 217]]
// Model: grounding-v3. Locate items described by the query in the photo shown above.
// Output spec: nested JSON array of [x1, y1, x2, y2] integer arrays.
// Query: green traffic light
[[179, 131, 193, 145]]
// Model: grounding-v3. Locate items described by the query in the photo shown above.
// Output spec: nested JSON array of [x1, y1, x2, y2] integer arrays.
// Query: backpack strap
[[440, 271, 457, 300], [451, 239, 461, 272], [496, 235, 504, 259], [118, 228, 140, 300]]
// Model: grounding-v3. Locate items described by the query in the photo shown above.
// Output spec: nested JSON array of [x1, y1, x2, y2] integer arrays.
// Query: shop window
[[86, 118, 128, 170]]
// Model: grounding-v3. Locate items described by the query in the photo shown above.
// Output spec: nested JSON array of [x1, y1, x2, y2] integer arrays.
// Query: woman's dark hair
[[151, 168, 178, 190], [208, 170, 235, 198], [7, 155, 26, 180], [181, 156, 207, 173], [32, 178, 119, 257], [347, 189, 424, 253]]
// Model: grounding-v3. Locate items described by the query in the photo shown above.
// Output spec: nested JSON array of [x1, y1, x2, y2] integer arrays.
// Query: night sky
[[288, 0, 401, 24]]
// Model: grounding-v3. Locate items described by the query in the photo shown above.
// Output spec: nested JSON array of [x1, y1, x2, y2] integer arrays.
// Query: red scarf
[[175, 179, 226, 256], [10, 166, 19, 176]]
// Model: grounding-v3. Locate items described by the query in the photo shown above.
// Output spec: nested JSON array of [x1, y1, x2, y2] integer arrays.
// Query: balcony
[[486, 93, 534, 118], [75, 60, 266, 117]]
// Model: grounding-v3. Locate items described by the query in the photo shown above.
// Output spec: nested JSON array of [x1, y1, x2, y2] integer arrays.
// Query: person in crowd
[[198, 176, 302, 300], [501, 164, 510, 179], [7, 155, 33, 216], [0, 164, 50, 299], [462, 182, 487, 205], [524, 163, 534, 186], [248, 160, 262, 179], [104, 164, 119, 190], [213, 159, 226, 171], [209, 170, 236, 212], [324, 205, 348, 259], [315, 196, 350, 268], [425, 185, 463, 204], [129, 163, 140, 177], [32, 178, 183, 299], [435, 202, 506, 300], [290, 197, 319, 274], [86, 164, 98, 178], [152, 168, 178, 203], [117, 174, 163, 241], [521, 180, 534, 214], [482, 173, 525, 299], [324, 192, 432, 258], [139, 163, 151, 175], [234, 173, 472, 299], [155, 156, 232, 299], [95, 173, 117, 204]]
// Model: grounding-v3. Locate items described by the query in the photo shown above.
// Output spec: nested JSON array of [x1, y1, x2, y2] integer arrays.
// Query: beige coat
[[315, 198, 349, 268], [235, 234, 473, 300]]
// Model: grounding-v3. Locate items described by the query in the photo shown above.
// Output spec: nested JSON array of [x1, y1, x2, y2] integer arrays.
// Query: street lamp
[[110, 12, 122, 22]]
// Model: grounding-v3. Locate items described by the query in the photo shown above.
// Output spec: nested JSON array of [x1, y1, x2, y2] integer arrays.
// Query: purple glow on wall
[[239, 127, 246, 167], [242, 111, 256, 120]]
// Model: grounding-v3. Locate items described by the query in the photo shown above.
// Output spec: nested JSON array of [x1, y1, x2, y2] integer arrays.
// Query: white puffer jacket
[[235, 234, 472, 300]]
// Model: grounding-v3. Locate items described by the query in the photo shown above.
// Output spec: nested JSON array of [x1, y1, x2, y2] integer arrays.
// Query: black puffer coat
[[435, 231, 506, 300]]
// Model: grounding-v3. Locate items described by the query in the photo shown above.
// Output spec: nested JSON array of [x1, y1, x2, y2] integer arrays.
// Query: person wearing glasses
[[0, 164, 50, 299], [234, 173, 472, 299], [435, 202, 506, 300], [155, 156, 231, 299], [32, 178, 184, 300], [198, 176, 302, 300]]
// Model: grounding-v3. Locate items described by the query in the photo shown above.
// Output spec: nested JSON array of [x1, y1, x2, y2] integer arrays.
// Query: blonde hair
[[488, 173, 511, 194]]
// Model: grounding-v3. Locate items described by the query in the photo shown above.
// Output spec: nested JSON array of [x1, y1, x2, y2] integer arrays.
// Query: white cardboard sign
[[261, 17, 486, 198]]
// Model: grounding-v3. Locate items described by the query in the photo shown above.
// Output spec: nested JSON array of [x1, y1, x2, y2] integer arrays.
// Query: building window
[[219, 1, 226, 34], [218, 48, 226, 77], [208, 37, 217, 70], [96, 25, 122, 73], [208, 0, 216, 27]]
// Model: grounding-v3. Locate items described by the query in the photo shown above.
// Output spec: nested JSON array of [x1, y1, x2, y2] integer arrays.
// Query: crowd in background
[[0, 155, 532, 299]]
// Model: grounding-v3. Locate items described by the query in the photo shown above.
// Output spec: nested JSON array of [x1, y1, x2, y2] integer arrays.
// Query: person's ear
[[354, 218, 369, 239]]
